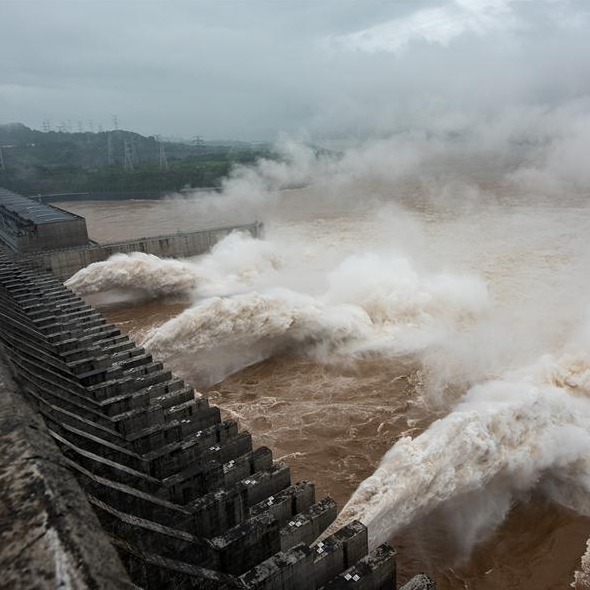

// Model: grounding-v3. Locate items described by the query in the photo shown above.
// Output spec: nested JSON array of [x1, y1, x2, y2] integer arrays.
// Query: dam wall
[[0, 344, 135, 590], [29, 221, 263, 280], [0, 250, 436, 589], [0, 187, 263, 281], [39, 188, 220, 202]]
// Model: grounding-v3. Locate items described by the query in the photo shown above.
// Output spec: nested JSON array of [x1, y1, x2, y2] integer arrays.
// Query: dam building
[[0, 187, 90, 252], [0, 187, 435, 590]]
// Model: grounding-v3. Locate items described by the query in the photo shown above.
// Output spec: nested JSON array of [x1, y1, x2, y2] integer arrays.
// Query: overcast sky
[[1, 0, 590, 140]]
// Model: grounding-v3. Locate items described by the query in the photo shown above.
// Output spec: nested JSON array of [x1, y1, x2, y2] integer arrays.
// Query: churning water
[[59, 180, 590, 589]]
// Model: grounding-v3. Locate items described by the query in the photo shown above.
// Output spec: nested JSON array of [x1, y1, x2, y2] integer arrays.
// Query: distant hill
[[0, 123, 273, 195]]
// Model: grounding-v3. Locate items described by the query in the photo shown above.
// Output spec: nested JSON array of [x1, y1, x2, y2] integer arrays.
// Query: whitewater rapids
[[324, 350, 590, 553], [65, 231, 282, 298], [143, 258, 488, 363], [66, 231, 490, 363]]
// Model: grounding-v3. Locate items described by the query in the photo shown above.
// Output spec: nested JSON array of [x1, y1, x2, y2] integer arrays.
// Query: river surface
[[56, 190, 590, 590]]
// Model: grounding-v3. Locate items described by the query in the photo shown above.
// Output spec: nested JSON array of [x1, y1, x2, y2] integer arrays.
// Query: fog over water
[[60, 123, 590, 589]]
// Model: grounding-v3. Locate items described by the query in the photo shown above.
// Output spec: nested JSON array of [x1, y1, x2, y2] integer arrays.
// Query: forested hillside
[[0, 123, 272, 195]]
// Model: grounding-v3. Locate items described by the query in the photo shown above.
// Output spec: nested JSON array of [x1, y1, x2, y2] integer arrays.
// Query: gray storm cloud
[[1, 0, 590, 139]]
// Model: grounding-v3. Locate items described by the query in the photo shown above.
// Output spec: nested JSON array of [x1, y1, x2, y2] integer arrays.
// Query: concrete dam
[[0, 189, 434, 590], [0, 187, 262, 280]]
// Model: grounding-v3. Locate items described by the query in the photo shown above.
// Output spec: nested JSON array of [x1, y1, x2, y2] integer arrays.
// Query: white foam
[[141, 251, 489, 362], [573, 538, 590, 589], [324, 351, 590, 551], [65, 251, 201, 297], [65, 231, 282, 298], [142, 288, 373, 357]]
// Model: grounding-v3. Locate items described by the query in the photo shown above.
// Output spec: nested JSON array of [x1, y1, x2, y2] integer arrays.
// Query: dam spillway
[[0, 249, 434, 589]]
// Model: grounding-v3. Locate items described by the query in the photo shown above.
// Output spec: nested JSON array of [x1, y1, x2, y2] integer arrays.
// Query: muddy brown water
[[53, 197, 235, 242], [63, 195, 590, 590]]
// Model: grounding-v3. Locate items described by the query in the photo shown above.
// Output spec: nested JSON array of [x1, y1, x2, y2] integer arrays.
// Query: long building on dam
[[0, 188, 435, 590], [0, 187, 90, 252]]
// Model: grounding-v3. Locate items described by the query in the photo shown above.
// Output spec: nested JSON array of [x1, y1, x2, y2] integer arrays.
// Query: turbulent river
[[56, 185, 590, 590]]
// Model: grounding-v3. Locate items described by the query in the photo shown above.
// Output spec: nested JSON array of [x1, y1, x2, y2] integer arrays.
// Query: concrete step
[[249, 481, 315, 528], [279, 497, 337, 552]]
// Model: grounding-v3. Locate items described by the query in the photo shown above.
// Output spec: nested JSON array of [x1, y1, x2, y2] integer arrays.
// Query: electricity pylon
[[156, 135, 168, 170], [107, 133, 115, 165], [124, 139, 134, 171]]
